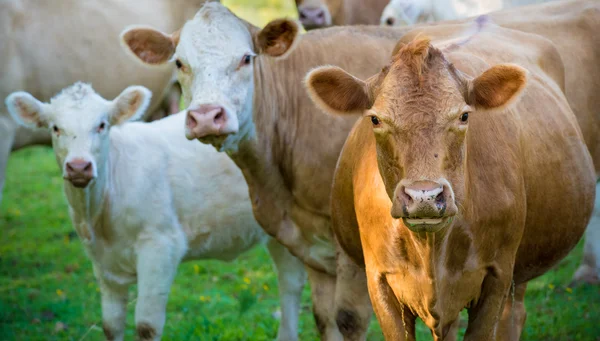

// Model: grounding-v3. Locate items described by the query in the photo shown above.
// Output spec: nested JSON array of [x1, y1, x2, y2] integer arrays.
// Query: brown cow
[[295, 0, 389, 29], [306, 20, 595, 341]]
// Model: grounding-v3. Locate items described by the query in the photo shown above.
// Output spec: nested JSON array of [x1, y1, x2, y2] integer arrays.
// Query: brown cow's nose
[[391, 180, 457, 221], [185, 104, 228, 140], [298, 6, 326, 27], [66, 159, 93, 188]]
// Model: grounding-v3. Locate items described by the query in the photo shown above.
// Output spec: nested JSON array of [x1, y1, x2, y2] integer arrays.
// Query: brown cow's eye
[[460, 112, 469, 123], [175, 59, 183, 69], [371, 116, 380, 126]]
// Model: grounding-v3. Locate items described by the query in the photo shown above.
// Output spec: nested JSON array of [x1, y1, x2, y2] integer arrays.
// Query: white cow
[[5, 83, 306, 341], [379, 0, 547, 26], [0, 0, 211, 204]]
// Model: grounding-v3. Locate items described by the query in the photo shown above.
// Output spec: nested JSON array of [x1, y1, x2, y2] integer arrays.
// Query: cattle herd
[[1, 0, 599, 340]]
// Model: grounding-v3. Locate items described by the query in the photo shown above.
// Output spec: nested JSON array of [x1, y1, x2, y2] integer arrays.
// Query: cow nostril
[[299, 12, 306, 19], [84, 163, 92, 172], [187, 113, 197, 129], [435, 191, 445, 205], [67, 164, 74, 172], [215, 112, 223, 120], [386, 17, 395, 26], [317, 11, 324, 18]]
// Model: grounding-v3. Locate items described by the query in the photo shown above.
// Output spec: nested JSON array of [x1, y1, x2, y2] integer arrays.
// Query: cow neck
[[63, 157, 110, 243], [402, 222, 451, 288], [226, 55, 299, 204]]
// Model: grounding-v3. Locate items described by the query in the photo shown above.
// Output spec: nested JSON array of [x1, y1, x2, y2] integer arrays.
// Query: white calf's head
[[5, 83, 151, 188], [380, 0, 427, 27], [121, 2, 300, 152]]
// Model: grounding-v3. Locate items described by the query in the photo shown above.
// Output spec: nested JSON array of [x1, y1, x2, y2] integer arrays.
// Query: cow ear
[[110, 86, 152, 125], [5, 92, 50, 128], [120, 26, 180, 65], [305, 65, 372, 115], [255, 19, 300, 58], [468, 64, 528, 110]]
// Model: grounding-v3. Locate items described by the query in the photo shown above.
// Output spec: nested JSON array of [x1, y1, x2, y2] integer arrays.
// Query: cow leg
[[366, 269, 415, 341], [0, 115, 15, 204], [98, 277, 129, 341], [134, 240, 181, 341], [333, 237, 372, 341], [495, 282, 527, 341], [266, 238, 307, 341], [464, 273, 512, 341], [572, 183, 600, 284], [306, 267, 344, 341]]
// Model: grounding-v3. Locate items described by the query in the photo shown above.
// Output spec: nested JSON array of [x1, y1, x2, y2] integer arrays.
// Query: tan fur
[[309, 18, 595, 341]]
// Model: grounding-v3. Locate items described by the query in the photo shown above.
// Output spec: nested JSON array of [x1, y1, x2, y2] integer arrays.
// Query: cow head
[[380, 0, 427, 27], [120, 2, 300, 152], [5, 83, 151, 188], [306, 37, 527, 233], [295, 0, 341, 29]]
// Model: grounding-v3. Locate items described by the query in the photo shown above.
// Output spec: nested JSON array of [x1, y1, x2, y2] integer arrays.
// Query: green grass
[[2, 2, 599, 340]]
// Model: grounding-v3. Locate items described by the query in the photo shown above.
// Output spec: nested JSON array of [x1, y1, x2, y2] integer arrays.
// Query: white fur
[[5, 84, 306, 341], [380, 0, 539, 26]]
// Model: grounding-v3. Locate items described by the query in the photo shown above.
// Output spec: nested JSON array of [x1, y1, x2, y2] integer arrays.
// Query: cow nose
[[185, 104, 228, 140], [391, 180, 456, 220], [299, 6, 326, 27], [65, 159, 94, 188]]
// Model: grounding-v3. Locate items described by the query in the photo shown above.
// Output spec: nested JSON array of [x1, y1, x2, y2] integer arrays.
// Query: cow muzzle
[[391, 180, 458, 232], [185, 104, 236, 140], [65, 159, 94, 188], [298, 5, 329, 29]]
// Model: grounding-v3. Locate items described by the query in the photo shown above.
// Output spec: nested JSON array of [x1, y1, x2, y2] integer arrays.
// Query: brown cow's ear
[[120, 26, 180, 65], [255, 19, 300, 58], [468, 64, 528, 110], [305, 66, 372, 115]]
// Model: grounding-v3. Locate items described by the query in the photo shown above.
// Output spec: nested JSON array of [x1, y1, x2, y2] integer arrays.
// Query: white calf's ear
[[5, 92, 49, 128], [110, 86, 152, 125]]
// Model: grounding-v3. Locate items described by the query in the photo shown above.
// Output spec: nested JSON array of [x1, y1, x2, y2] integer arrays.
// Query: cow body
[[295, 0, 390, 29], [5, 84, 306, 341], [307, 21, 594, 340], [0, 0, 208, 203]]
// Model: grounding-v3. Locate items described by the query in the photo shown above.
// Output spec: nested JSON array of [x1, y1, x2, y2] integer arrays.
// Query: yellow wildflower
[[194, 264, 200, 274], [263, 284, 269, 291], [56, 289, 64, 297], [565, 287, 573, 294], [548, 283, 555, 290], [243, 277, 251, 284]]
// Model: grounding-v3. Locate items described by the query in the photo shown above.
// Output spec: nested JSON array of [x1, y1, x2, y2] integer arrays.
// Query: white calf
[[5, 83, 306, 341]]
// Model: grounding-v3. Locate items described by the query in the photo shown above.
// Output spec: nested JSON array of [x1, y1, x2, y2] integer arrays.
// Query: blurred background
[[1, 0, 598, 340]]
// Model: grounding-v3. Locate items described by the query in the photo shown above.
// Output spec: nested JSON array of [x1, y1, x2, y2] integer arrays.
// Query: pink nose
[[66, 159, 93, 188], [185, 104, 228, 139], [391, 180, 456, 219], [298, 6, 327, 27]]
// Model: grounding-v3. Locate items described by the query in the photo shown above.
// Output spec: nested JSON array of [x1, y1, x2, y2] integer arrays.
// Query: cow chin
[[401, 217, 452, 233]]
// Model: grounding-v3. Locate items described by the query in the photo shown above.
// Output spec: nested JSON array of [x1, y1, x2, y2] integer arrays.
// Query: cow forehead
[[177, 5, 252, 63], [49, 84, 109, 129]]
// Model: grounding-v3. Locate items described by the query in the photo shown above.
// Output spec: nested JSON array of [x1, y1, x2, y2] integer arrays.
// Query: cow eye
[[175, 59, 183, 69], [460, 112, 469, 123], [370, 115, 380, 126], [53, 125, 60, 134], [238, 54, 253, 69], [98, 122, 106, 132]]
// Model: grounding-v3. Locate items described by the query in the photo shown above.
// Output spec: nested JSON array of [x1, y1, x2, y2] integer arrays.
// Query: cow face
[[380, 0, 426, 27], [307, 37, 527, 233], [295, 0, 340, 29], [5, 83, 151, 188], [121, 2, 300, 152]]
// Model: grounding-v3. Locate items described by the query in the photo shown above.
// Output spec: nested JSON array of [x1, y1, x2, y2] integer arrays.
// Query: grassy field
[[1, 1, 599, 341]]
